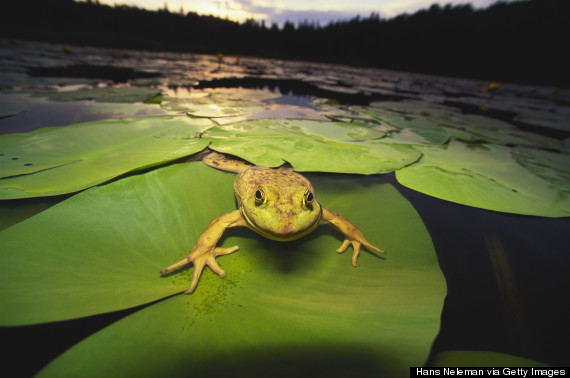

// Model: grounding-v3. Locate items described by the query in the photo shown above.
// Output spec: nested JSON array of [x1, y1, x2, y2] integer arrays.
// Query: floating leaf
[[204, 119, 420, 174], [278, 119, 385, 141], [0, 115, 213, 199], [381, 124, 453, 145], [432, 351, 550, 367], [0, 99, 167, 134], [395, 141, 570, 217], [325, 100, 561, 150], [511, 146, 570, 190], [0, 162, 235, 325], [0, 161, 445, 376], [319, 101, 465, 145], [0, 195, 66, 232], [369, 100, 459, 118], [161, 88, 280, 117], [435, 113, 561, 149], [0, 93, 36, 118], [514, 110, 570, 133], [313, 99, 381, 124], [46, 86, 161, 103], [223, 103, 330, 124]]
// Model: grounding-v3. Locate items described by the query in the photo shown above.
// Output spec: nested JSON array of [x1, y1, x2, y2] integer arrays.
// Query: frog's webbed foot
[[187, 246, 239, 293], [321, 208, 385, 267], [160, 245, 239, 293], [160, 210, 246, 294], [335, 238, 384, 267]]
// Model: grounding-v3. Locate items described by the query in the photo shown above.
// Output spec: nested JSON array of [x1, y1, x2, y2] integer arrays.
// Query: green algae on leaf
[[204, 119, 420, 174], [0, 115, 213, 199], [7, 164, 443, 378], [395, 141, 570, 217]]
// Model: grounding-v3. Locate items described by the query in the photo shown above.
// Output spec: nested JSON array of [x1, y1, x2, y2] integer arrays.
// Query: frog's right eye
[[254, 187, 266, 205]]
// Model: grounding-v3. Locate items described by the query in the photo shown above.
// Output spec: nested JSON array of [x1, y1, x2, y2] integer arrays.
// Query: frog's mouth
[[241, 208, 322, 242]]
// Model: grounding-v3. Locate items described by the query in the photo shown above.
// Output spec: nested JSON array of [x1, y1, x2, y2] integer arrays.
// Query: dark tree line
[[1, 0, 568, 87]]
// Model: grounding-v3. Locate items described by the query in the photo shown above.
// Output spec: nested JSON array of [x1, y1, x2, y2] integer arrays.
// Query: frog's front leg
[[160, 210, 247, 294], [321, 208, 385, 267]]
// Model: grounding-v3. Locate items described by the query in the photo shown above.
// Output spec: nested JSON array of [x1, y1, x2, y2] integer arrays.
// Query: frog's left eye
[[303, 190, 314, 208], [254, 187, 266, 205]]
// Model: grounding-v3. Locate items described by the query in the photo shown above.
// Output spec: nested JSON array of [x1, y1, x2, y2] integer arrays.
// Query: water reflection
[[0, 98, 165, 134]]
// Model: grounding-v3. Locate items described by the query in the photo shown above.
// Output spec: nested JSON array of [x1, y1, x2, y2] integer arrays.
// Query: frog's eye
[[254, 187, 266, 205], [303, 190, 314, 208]]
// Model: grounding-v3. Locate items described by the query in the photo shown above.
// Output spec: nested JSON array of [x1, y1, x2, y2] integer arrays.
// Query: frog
[[160, 150, 385, 294]]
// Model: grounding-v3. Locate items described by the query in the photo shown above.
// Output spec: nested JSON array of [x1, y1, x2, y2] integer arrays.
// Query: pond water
[[0, 38, 569, 376]]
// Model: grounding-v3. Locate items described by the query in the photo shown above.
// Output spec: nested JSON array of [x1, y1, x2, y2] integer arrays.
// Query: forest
[[1, 0, 568, 87]]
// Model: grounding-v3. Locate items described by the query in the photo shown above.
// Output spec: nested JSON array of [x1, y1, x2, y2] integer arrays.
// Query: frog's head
[[236, 167, 322, 241]]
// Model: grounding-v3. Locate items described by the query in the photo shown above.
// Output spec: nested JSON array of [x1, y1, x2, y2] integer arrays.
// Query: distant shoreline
[[2, 0, 568, 88]]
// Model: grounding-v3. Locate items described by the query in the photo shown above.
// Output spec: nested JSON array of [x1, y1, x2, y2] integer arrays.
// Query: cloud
[[269, 8, 363, 26], [236, 0, 363, 26]]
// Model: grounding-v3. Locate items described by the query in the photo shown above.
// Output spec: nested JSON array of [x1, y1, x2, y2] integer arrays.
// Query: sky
[[92, 0, 506, 26]]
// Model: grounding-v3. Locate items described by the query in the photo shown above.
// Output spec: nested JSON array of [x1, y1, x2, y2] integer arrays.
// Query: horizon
[[83, 0, 512, 26]]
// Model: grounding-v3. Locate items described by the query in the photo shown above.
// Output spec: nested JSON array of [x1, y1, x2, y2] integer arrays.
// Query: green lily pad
[[161, 88, 280, 117], [46, 86, 161, 103], [204, 119, 421, 174], [78, 101, 167, 117], [381, 125, 453, 145], [0, 115, 213, 199], [395, 141, 570, 217], [514, 109, 570, 133], [511, 146, 570, 190], [563, 138, 570, 152], [279, 119, 385, 141], [0, 195, 67, 232], [369, 100, 459, 118], [219, 103, 332, 124], [321, 100, 561, 150], [432, 350, 550, 367], [0, 161, 444, 376], [0, 93, 37, 117], [0, 162, 235, 325], [313, 99, 381, 124], [317, 101, 463, 145], [436, 113, 561, 150]]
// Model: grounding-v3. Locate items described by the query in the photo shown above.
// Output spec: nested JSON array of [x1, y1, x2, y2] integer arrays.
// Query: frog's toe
[[335, 239, 351, 254], [214, 245, 240, 256], [185, 258, 207, 294], [210, 245, 239, 278], [183, 246, 240, 294], [335, 239, 362, 267], [351, 242, 362, 267], [366, 243, 385, 255], [206, 255, 226, 278]]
